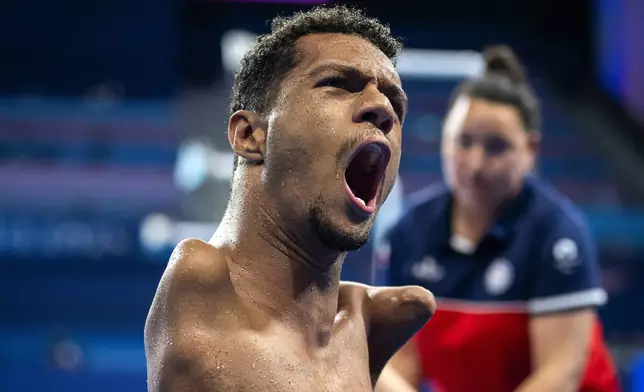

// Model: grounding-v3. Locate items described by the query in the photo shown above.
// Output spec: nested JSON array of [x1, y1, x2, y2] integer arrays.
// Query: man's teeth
[[356, 197, 366, 207]]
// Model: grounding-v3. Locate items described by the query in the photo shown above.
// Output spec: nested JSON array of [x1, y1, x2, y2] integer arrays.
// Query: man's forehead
[[294, 33, 401, 84]]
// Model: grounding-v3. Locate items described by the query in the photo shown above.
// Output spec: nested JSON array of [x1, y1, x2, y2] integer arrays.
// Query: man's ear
[[227, 110, 267, 165]]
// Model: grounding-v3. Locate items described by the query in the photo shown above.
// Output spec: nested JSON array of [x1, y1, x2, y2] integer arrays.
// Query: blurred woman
[[376, 46, 620, 392]]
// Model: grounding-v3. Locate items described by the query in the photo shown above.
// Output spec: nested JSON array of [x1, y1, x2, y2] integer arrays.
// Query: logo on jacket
[[552, 238, 580, 275], [411, 256, 445, 282], [484, 258, 514, 295]]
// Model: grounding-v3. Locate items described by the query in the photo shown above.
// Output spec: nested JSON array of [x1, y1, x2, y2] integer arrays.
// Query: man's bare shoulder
[[144, 238, 242, 391], [146, 238, 233, 323], [164, 238, 229, 286]]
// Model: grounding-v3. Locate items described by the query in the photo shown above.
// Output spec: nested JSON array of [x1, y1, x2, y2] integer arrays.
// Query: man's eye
[[317, 77, 348, 89], [391, 101, 405, 121]]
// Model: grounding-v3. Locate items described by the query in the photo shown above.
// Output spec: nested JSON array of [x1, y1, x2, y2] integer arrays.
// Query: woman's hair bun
[[482, 45, 526, 84]]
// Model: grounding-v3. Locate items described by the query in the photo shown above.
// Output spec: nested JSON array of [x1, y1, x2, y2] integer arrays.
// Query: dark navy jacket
[[383, 176, 618, 392]]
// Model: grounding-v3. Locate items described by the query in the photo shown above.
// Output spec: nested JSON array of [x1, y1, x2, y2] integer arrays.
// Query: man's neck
[[211, 190, 345, 348]]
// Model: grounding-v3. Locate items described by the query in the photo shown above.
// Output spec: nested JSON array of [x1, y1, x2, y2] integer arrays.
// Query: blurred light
[[221, 29, 484, 79], [52, 339, 84, 372], [174, 140, 211, 192], [210, 150, 236, 180], [139, 213, 218, 255], [396, 49, 484, 79], [174, 221, 218, 242], [140, 213, 174, 252], [221, 30, 257, 75], [174, 140, 235, 192]]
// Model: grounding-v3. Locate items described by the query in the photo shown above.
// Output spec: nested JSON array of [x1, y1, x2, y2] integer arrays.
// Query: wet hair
[[229, 5, 404, 172], [450, 45, 541, 132]]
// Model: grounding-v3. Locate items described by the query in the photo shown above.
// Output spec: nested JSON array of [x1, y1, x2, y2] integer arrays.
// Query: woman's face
[[441, 96, 539, 208]]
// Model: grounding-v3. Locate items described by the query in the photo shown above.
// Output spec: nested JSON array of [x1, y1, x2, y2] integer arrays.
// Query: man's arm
[[365, 285, 434, 387], [145, 239, 236, 392], [514, 309, 594, 392], [368, 200, 429, 389], [375, 339, 422, 392]]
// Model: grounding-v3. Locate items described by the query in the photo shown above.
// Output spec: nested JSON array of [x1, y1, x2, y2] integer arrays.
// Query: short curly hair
[[230, 5, 404, 116], [228, 5, 403, 174]]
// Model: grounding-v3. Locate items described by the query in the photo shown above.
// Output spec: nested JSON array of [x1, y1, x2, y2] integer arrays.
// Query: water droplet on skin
[[336, 173, 339, 180], [281, 181, 285, 187]]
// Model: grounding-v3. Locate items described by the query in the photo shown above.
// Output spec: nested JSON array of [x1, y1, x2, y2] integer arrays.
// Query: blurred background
[[1, 0, 644, 390]]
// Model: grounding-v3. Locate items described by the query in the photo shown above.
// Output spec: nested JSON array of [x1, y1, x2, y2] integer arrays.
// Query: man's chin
[[316, 218, 371, 252], [309, 203, 373, 252], [337, 233, 369, 252], [322, 228, 370, 252]]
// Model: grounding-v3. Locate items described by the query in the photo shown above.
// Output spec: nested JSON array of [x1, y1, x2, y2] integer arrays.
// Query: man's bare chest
[[226, 331, 373, 392], [239, 355, 373, 392]]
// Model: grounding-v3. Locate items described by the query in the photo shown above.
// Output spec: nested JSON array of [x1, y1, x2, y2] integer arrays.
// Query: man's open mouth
[[344, 141, 391, 215]]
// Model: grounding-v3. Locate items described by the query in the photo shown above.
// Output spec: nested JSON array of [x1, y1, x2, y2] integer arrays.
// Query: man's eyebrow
[[307, 62, 408, 115], [306, 62, 362, 79]]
